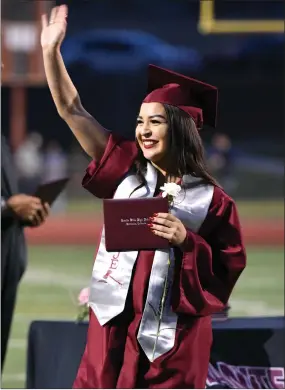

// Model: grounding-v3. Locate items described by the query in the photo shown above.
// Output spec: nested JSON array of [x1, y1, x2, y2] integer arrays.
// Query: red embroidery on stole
[[98, 253, 123, 286]]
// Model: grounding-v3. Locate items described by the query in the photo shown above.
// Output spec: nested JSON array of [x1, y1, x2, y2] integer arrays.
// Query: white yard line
[[8, 339, 26, 349], [14, 313, 75, 323], [241, 278, 284, 288], [23, 268, 89, 288], [230, 298, 283, 316], [2, 373, 25, 381]]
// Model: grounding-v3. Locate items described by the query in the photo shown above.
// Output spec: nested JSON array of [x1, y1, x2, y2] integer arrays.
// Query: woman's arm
[[41, 5, 108, 160]]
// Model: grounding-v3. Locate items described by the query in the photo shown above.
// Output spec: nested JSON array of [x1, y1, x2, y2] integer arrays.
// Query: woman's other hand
[[41, 5, 68, 51], [149, 213, 187, 247]]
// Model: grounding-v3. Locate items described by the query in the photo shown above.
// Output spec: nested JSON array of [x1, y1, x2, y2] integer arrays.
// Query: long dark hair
[[134, 104, 218, 187]]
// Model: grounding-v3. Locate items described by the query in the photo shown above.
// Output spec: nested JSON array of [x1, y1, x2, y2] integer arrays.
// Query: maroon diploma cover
[[103, 197, 169, 251]]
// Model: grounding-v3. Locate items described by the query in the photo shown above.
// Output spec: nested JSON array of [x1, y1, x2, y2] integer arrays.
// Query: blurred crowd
[[11, 131, 238, 213], [13, 133, 69, 213]]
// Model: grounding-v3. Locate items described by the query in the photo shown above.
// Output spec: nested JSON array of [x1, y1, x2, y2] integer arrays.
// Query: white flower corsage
[[160, 182, 181, 206], [160, 182, 181, 198]]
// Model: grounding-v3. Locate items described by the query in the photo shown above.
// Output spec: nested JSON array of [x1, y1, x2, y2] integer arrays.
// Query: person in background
[[1, 135, 50, 368], [14, 132, 44, 194], [43, 140, 68, 213], [207, 133, 237, 194], [41, 5, 246, 389]]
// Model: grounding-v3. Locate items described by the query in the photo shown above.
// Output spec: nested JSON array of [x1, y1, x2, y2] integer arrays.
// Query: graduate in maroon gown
[[41, 5, 246, 388]]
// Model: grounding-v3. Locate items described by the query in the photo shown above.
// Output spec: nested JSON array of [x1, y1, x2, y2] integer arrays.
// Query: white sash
[[89, 163, 214, 361]]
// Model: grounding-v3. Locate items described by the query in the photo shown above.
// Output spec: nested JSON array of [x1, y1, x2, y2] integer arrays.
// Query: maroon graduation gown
[[73, 134, 246, 389]]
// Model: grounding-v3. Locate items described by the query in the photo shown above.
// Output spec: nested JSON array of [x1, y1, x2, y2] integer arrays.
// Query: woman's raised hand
[[41, 5, 68, 50]]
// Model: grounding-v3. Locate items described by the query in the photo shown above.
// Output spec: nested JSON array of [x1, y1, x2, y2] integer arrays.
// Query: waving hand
[[41, 5, 68, 50]]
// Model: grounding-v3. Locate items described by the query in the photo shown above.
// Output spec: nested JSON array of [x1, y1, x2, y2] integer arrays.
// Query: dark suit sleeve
[[1, 196, 11, 219]]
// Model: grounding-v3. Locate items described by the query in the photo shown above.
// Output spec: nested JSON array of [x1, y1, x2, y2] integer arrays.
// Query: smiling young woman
[[41, 5, 246, 389]]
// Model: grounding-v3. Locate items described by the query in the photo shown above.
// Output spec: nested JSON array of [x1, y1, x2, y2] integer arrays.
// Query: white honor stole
[[89, 163, 214, 362]]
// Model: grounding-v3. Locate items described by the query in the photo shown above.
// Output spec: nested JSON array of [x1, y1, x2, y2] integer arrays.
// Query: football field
[[2, 244, 284, 389]]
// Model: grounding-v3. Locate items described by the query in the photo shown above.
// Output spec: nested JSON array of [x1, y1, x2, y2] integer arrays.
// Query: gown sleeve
[[82, 133, 138, 198], [172, 186, 246, 316]]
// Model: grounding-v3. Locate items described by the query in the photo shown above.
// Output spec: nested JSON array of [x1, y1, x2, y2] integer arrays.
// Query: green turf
[[1, 245, 284, 388], [67, 199, 284, 219]]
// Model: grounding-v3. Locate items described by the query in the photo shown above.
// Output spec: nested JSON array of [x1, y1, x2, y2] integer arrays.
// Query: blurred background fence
[[1, 0, 284, 388]]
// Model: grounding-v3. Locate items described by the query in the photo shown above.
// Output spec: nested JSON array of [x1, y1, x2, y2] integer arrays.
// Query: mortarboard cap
[[143, 64, 218, 129]]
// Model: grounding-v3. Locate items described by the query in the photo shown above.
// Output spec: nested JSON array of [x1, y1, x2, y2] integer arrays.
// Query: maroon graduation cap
[[143, 64, 218, 130]]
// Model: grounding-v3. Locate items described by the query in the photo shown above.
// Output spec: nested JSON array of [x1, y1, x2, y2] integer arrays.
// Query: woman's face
[[136, 102, 169, 164]]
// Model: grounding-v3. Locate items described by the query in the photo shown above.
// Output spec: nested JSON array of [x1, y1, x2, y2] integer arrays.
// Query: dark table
[[26, 316, 285, 389]]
